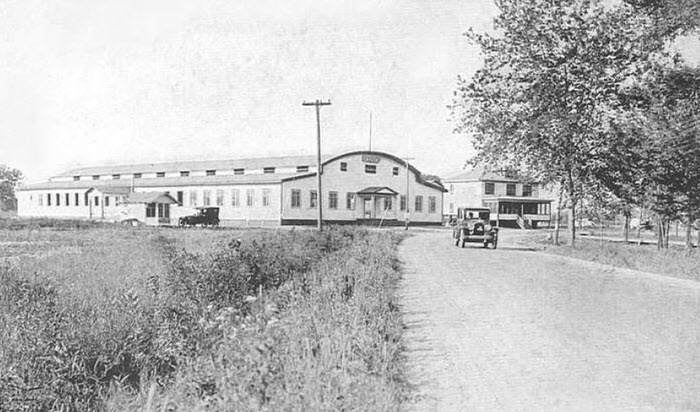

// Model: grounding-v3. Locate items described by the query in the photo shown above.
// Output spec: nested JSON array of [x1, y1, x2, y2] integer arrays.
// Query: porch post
[[496, 201, 500, 227]]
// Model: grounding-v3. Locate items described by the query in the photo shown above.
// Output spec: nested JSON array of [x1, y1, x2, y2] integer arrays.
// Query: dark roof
[[55, 155, 322, 177], [357, 186, 399, 195], [282, 150, 447, 192], [124, 192, 178, 204], [19, 173, 299, 191]]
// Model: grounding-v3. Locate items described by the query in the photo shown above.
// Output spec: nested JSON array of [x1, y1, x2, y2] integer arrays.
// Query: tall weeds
[[1, 227, 405, 411]]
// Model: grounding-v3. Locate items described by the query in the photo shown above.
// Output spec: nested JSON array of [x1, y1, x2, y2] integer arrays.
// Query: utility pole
[[302, 99, 332, 231], [369, 112, 372, 151], [404, 157, 415, 230]]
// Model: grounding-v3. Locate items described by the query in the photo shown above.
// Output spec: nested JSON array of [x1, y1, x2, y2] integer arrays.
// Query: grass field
[[536, 232, 700, 281], [0, 220, 406, 411]]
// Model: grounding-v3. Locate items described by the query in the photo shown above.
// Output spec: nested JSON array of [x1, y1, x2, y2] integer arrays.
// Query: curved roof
[[282, 150, 447, 192]]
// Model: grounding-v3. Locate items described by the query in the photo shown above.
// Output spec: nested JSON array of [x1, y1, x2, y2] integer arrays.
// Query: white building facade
[[17, 151, 446, 226], [443, 168, 553, 228]]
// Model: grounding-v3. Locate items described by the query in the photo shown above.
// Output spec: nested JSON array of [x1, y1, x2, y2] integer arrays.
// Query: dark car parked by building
[[178, 207, 220, 227]]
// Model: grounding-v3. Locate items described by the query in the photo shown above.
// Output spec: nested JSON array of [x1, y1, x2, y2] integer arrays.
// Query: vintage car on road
[[452, 207, 498, 249], [178, 207, 220, 227]]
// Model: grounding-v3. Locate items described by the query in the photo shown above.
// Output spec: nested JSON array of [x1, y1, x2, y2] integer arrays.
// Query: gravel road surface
[[399, 230, 700, 411]]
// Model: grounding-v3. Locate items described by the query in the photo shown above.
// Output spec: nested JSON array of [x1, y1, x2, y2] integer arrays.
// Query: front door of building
[[363, 197, 373, 218]]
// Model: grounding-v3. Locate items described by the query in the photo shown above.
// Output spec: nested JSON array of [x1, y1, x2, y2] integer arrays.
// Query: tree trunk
[[637, 207, 644, 246], [623, 212, 630, 243], [685, 211, 693, 249], [569, 199, 577, 248], [553, 184, 564, 246]]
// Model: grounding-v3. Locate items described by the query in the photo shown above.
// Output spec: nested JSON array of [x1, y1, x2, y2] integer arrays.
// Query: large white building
[[443, 167, 553, 228], [17, 150, 446, 226]]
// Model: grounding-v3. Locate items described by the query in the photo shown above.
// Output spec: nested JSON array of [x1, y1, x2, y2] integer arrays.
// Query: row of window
[[38, 192, 123, 207], [484, 182, 533, 196], [73, 165, 313, 181], [288, 189, 437, 213], [183, 188, 272, 208], [71, 162, 405, 182]]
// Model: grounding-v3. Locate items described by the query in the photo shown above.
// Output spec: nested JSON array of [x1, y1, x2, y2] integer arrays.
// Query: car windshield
[[463, 210, 489, 220]]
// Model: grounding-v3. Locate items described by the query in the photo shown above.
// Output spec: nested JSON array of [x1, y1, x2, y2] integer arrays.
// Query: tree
[[0, 165, 23, 212], [451, 0, 661, 247]]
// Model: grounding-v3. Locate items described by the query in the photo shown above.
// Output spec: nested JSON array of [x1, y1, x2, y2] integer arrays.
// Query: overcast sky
[[1, 0, 698, 182]]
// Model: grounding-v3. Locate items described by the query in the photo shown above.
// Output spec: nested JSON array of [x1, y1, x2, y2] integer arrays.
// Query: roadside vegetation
[[0, 224, 406, 411], [537, 234, 700, 282]]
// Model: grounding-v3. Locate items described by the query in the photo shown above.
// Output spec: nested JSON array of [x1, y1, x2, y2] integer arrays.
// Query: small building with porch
[[443, 167, 553, 228]]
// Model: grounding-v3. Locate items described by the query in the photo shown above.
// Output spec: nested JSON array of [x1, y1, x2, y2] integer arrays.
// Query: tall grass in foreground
[[1, 227, 406, 411]]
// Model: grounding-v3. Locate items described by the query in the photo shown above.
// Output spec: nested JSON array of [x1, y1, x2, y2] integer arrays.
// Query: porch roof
[[482, 196, 553, 203], [356, 186, 398, 196], [123, 192, 178, 204]]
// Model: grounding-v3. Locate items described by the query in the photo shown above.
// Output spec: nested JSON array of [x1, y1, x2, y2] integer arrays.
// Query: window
[[84, 193, 89, 206], [47, 193, 51, 206], [146, 203, 156, 218], [449, 184, 454, 193], [157, 172, 165, 178], [392, 167, 399, 176], [74, 193, 79, 206], [180, 171, 190, 177], [176, 191, 184, 204], [94, 196, 99, 206], [414, 195, 423, 212], [38, 195, 43, 206], [310, 190, 317, 208], [206, 170, 216, 176], [112, 174, 120, 180], [364, 164, 376, 174], [296, 165, 309, 173], [234, 168, 245, 175], [384, 197, 392, 211], [522, 184, 532, 197], [400, 195, 406, 211], [428, 196, 436, 213], [291, 189, 301, 208], [189, 191, 198, 207], [158, 203, 170, 218], [346, 193, 355, 210], [133, 173, 142, 179], [485, 182, 495, 195], [246, 189, 254, 207], [73, 176, 80, 181], [262, 189, 271, 207], [105, 196, 110, 207], [216, 189, 224, 206], [92, 175, 99, 181], [203, 190, 211, 206], [329, 191, 338, 209], [65, 193, 70, 206], [506, 183, 516, 196], [231, 189, 240, 207], [263, 167, 275, 174], [340, 162, 347, 171], [56, 193, 60, 206], [449, 203, 454, 214]]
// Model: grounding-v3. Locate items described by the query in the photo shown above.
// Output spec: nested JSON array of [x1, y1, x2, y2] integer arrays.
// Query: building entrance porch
[[356, 186, 399, 223]]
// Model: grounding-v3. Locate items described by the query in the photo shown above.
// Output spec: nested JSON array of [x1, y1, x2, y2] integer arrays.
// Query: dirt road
[[398, 230, 700, 411]]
